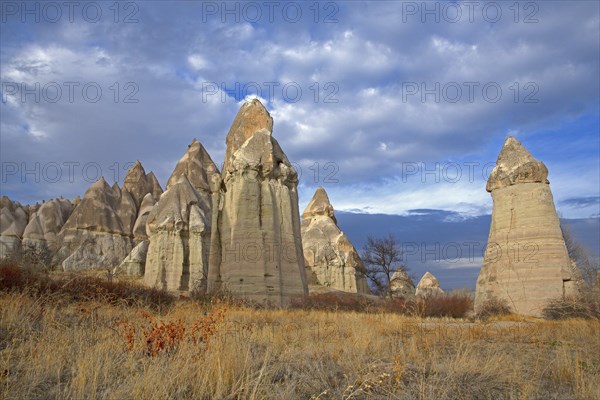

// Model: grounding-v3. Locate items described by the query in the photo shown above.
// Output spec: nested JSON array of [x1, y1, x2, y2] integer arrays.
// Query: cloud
[[560, 196, 600, 209], [0, 1, 598, 219]]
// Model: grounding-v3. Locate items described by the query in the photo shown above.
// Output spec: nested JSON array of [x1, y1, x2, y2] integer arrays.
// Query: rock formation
[[475, 136, 579, 316], [22, 197, 74, 252], [132, 193, 156, 242], [117, 240, 149, 277], [301, 187, 369, 293], [123, 161, 160, 206], [390, 268, 416, 299], [144, 174, 212, 291], [58, 177, 135, 270], [207, 99, 308, 304], [52, 162, 163, 273], [140, 139, 220, 289], [415, 271, 444, 298], [166, 139, 221, 193], [0, 196, 29, 259]]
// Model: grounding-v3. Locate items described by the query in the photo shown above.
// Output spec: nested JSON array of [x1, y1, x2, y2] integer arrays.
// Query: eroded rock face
[[116, 240, 149, 277], [475, 137, 579, 316], [58, 178, 134, 270], [415, 272, 444, 298], [166, 139, 221, 194], [301, 187, 369, 293], [222, 100, 273, 174], [144, 174, 212, 291], [390, 269, 415, 299], [208, 99, 308, 304], [132, 193, 156, 242], [0, 196, 29, 259], [486, 137, 549, 192], [22, 198, 74, 252], [56, 162, 162, 271]]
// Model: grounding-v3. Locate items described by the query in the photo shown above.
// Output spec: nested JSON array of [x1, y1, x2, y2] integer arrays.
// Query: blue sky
[[1, 1, 599, 287]]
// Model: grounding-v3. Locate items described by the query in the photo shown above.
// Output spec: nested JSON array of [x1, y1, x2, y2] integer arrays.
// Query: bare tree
[[359, 234, 408, 298], [561, 222, 599, 289]]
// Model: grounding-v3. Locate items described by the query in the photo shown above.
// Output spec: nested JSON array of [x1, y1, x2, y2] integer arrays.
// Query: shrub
[[415, 293, 473, 318], [542, 295, 600, 320], [0, 262, 175, 310], [475, 297, 512, 320]]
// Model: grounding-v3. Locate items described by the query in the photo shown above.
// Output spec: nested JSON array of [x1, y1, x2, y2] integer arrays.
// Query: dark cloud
[[336, 211, 600, 290]]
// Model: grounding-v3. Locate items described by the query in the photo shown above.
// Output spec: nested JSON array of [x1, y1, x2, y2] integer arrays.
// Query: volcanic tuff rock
[[116, 240, 149, 277], [222, 99, 274, 174], [56, 161, 162, 271], [415, 271, 444, 298], [123, 161, 163, 207], [58, 177, 135, 270], [475, 137, 579, 316], [132, 193, 156, 241], [144, 174, 212, 291], [166, 139, 221, 194], [390, 268, 416, 299], [485, 137, 549, 192], [207, 99, 308, 304], [22, 198, 74, 251], [0, 196, 29, 259], [301, 187, 369, 293]]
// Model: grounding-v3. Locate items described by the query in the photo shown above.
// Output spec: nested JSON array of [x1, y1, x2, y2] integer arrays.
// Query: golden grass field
[[1, 267, 599, 400]]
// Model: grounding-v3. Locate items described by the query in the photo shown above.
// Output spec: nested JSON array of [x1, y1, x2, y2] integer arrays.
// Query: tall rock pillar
[[208, 99, 308, 305], [475, 136, 579, 316]]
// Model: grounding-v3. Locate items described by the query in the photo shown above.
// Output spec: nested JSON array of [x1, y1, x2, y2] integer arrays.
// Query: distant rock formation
[[415, 271, 444, 298], [475, 136, 579, 316], [144, 174, 213, 291], [207, 99, 308, 304], [22, 197, 74, 252], [390, 268, 415, 299], [0, 196, 29, 259], [301, 187, 369, 294]]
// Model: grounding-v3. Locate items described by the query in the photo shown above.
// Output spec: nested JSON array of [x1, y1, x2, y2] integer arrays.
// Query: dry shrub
[[542, 295, 600, 320], [0, 261, 38, 289], [115, 306, 228, 356], [0, 262, 174, 310], [476, 297, 512, 320], [416, 293, 473, 318]]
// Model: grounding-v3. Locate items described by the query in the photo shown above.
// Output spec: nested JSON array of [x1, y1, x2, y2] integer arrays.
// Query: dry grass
[[1, 266, 599, 399]]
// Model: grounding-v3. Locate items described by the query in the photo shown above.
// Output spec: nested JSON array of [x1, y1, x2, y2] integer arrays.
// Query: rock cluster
[[57, 161, 163, 271], [6, 104, 581, 312], [415, 271, 444, 298], [23, 198, 74, 252], [475, 137, 579, 316], [301, 187, 370, 294]]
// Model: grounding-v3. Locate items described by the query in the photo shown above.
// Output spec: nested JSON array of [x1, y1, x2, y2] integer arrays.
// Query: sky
[[1, 1, 599, 289]]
